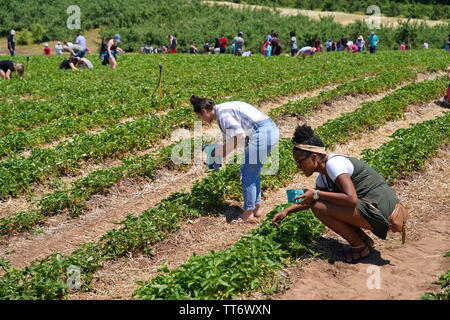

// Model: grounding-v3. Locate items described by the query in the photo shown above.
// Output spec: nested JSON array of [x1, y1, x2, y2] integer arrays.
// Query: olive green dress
[[317, 155, 398, 239]]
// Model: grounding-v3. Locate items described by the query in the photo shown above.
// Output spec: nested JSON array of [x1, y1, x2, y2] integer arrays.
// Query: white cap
[[44, 43, 49, 47], [11, 30, 16, 35]]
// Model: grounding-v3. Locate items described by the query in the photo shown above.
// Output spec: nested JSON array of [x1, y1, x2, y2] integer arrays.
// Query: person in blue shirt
[[368, 32, 379, 54]]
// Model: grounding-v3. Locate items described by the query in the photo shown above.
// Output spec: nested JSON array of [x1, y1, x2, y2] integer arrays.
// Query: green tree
[[31, 23, 47, 43]]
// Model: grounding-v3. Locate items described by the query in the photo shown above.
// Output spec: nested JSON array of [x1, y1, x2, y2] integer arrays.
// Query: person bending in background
[[294, 46, 316, 59], [0, 60, 24, 80], [59, 56, 80, 70], [272, 125, 400, 263]]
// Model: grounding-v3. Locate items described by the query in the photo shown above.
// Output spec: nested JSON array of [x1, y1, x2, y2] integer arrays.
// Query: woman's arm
[[272, 198, 314, 226], [107, 40, 114, 55], [216, 134, 246, 159], [5, 69, 11, 80], [298, 173, 358, 208]]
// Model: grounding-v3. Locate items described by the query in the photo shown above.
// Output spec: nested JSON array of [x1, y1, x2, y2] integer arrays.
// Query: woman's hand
[[293, 188, 314, 203], [272, 210, 287, 227]]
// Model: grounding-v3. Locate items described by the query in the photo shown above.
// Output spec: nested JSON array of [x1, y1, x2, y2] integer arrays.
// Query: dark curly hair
[[191, 95, 215, 113], [292, 124, 326, 157]]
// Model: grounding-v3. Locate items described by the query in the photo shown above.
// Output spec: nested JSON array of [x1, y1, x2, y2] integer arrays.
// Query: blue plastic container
[[286, 189, 305, 203]]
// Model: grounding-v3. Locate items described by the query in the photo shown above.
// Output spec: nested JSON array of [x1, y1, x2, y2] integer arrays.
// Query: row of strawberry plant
[[1, 50, 447, 162], [0, 66, 447, 299], [315, 75, 448, 148], [268, 68, 418, 119], [0, 65, 425, 197], [132, 113, 449, 300], [1, 51, 447, 138], [0, 62, 426, 159], [1, 60, 444, 162], [0, 53, 327, 133], [0, 107, 197, 200], [0, 138, 205, 235], [0, 68, 392, 160], [3, 50, 440, 104], [361, 113, 450, 183], [0, 98, 160, 159]]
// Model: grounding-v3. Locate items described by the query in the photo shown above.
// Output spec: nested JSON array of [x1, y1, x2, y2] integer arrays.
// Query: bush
[[16, 29, 33, 45]]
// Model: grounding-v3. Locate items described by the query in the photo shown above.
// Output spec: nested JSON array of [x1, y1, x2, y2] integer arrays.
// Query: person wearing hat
[[272, 124, 400, 263], [7, 30, 16, 57], [43, 43, 51, 55], [293, 46, 316, 59], [103, 34, 124, 69], [356, 35, 365, 52], [368, 31, 379, 54], [0, 60, 24, 80], [55, 41, 63, 55], [232, 32, 245, 56]]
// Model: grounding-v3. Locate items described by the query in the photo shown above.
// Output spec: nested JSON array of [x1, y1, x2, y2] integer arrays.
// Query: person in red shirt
[[44, 43, 51, 55], [219, 35, 228, 54]]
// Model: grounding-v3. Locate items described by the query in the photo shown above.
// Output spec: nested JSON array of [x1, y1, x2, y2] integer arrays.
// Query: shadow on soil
[[313, 237, 391, 266]]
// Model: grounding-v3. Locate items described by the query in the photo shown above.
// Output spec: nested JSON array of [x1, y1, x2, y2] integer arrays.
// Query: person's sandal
[[344, 244, 370, 264], [361, 235, 375, 250]]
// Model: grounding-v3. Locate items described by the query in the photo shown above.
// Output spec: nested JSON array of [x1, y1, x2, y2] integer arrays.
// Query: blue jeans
[[76, 49, 86, 58], [240, 119, 279, 211]]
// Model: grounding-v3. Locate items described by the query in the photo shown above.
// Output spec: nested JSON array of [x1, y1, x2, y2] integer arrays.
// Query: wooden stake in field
[[159, 61, 164, 111], [322, 34, 326, 70]]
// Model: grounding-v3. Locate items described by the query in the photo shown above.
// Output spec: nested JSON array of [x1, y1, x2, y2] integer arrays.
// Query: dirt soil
[[203, 1, 448, 27]]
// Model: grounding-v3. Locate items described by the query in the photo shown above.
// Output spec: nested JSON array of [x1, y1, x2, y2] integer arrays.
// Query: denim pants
[[240, 119, 279, 211], [76, 49, 87, 58]]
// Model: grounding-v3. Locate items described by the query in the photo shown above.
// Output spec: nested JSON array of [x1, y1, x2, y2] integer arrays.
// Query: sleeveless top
[[318, 155, 398, 239]]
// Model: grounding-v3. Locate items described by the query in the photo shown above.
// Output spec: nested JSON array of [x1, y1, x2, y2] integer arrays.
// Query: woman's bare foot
[[228, 210, 258, 224], [253, 204, 262, 218]]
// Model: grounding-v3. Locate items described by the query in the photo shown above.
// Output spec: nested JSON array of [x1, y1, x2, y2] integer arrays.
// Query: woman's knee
[[310, 200, 328, 217]]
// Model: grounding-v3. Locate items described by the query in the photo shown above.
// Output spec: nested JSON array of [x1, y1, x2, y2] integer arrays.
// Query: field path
[[203, 1, 448, 27], [275, 147, 449, 300]]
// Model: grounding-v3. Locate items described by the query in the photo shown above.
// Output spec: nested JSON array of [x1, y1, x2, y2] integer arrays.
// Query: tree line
[[0, 0, 449, 52]]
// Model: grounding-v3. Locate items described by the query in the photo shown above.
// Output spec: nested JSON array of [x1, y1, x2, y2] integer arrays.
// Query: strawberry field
[[0, 49, 448, 300]]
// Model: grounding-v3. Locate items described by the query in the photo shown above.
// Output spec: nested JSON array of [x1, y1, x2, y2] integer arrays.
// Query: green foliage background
[[0, 0, 449, 52], [227, 0, 450, 20]]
